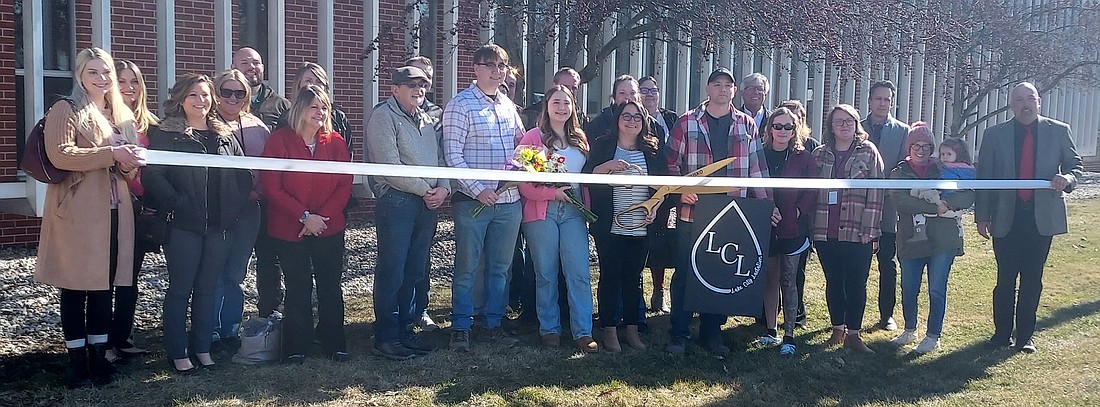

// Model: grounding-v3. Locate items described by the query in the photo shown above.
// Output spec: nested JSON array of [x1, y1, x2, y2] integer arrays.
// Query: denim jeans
[[213, 202, 260, 340], [815, 239, 873, 329], [669, 220, 727, 341], [279, 232, 347, 356], [522, 201, 593, 339], [162, 226, 231, 360], [373, 190, 439, 343], [899, 251, 955, 337], [450, 200, 521, 331]]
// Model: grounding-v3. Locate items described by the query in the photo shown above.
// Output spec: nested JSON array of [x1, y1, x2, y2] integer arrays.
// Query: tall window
[[14, 0, 75, 166], [237, 0, 270, 80]]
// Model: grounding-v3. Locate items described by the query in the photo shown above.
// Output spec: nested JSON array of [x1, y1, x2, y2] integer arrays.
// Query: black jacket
[[582, 134, 672, 239], [584, 106, 668, 144], [143, 116, 256, 235]]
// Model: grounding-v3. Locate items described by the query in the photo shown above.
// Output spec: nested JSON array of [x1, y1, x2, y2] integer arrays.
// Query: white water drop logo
[[691, 199, 764, 294]]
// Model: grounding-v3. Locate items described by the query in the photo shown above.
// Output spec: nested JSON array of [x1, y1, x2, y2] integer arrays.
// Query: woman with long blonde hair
[[35, 47, 142, 388]]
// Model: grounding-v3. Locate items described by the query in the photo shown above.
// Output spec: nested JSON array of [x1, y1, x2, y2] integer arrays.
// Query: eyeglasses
[[910, 143, 934, 152], [476, 62, 510, 71], [218, 88, 247, 99], [639, 88, 659, 95], [619, 113, 645, 122], [832, 119, 856, 127], [401, 81, 431, 89], [771, 123, 795, 131]]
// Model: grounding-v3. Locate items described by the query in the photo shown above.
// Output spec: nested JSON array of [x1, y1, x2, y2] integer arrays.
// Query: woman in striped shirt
[[584, 100, 670, 352]]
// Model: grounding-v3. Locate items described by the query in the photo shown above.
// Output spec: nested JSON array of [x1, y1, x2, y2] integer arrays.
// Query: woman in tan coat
[[34, 47, 143, 388]]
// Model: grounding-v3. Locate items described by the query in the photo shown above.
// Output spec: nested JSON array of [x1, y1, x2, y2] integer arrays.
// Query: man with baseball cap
[[365, 65, 449, 360], [665, 67, 779, 358]]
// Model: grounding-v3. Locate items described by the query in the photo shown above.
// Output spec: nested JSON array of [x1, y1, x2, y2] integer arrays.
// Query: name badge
[[828, 190, 839, 205]]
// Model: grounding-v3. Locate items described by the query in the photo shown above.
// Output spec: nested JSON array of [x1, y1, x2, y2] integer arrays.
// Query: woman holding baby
[[887, 122, 975, 354]]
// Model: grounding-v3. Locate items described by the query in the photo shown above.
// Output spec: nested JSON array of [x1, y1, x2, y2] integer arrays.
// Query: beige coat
[[35, 100, 135, 291]]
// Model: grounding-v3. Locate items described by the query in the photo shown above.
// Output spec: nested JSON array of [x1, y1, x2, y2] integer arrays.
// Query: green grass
[[4, 201, 1100, 406]]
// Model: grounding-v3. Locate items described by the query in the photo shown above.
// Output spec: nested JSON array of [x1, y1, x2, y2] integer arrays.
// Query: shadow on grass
[[4, 300, 1098, 406]]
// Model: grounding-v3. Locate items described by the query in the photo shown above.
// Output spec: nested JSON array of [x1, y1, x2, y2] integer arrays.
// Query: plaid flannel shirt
[[811, 140, 886, 242], [443, 83, 526, 203], [665, 101, 770, 222]]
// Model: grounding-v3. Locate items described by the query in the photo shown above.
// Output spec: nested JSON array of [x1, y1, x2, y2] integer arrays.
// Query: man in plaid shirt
[[665, 68, 780, 358], [442, 44, 526, 352]]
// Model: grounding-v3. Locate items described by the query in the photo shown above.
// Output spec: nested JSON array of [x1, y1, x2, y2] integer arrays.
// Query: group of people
[[33, 41, 1082, 389]]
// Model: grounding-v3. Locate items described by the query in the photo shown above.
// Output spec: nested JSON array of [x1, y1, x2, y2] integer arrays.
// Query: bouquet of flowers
[[470, 146, 598, 223]]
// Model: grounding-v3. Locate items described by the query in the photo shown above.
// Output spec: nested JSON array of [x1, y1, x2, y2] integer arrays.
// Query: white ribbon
[[139, 150, 1054, 190]]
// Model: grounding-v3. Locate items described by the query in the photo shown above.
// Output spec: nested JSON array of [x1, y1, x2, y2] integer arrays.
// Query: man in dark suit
[[862, 80, 910, 331], [975, 82, 1082, 354]]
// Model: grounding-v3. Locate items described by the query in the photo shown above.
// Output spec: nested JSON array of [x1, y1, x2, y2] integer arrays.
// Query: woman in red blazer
[[259, 85, 353, 363]]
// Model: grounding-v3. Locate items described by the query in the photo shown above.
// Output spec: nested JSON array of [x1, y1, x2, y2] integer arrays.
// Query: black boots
[[66, 347, 93, 389], [88, 343, 119, 386]]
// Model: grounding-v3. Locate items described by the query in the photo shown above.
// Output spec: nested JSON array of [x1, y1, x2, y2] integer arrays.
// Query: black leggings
[[60, 210, 119, 346], [109, 249, 144, 349]]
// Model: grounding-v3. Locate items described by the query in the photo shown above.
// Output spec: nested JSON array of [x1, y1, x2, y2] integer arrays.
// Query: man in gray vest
[[861, 80, 909, 331]]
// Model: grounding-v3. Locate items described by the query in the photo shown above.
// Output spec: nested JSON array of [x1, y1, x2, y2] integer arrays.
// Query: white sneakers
[[891, 329, 918, 345], [892, 329, 941, 354], [913, 336, 941, 354]]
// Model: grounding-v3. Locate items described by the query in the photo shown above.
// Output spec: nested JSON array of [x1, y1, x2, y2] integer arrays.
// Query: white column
[[267, 0, 286, 95], [23, 0, 47, 215], [363, 0, 379, 116], [478, 0, 494, 44], [442, 0, 459, 103], [777, 48, 792, 102], [811, 59, 826, 138], [317, 0, 334, 76], [91, 0, 111, 52], [156, 0, 176, 114], [213, 0, 232, 70], [911, 48, 926, 123], [598, 19, 616, 105], [794, 53, 810, 103], [673, 29, 691, 112], [542, 18, 559, 92], [652, 35, 667, 99], [738, 45, 753, 81], [896, 56, 911, 124], [405, 0, 423, 56], [697, 46, 713, 100]]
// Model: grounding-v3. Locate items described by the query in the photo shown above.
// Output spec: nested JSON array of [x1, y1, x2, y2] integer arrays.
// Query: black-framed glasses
[[619, 113, 644, 122], [401, 81, 431, 89], [218, 88, 247, 99], [910, 143, 934, 152], [639, 88, 659, 95], [832, 119, 856, 127], [476, 62, 510, 71], [771, 123, 795, 131]]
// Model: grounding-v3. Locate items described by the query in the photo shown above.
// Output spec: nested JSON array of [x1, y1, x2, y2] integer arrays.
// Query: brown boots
[[603, 326, 647, 353], [844, 331, 874, 353], [825, 326, 846, 347], [623, 325, 647, 350]]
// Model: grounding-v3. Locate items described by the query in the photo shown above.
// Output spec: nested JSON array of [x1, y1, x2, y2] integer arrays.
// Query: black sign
[[683, 196, 774, 316]]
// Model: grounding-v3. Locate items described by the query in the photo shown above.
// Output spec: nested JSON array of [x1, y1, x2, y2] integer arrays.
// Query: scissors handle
[[613, 197, 661, 230]]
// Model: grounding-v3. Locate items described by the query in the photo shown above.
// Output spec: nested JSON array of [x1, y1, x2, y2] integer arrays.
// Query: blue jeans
[[213, 202, 260, 340], [162, 227, 231, 360], [522, 201, 593, 339], [899, 252, 955, 337], [373, 190, 439, 343], [450, 200, 521, 331], [669, 220, 727, 341]]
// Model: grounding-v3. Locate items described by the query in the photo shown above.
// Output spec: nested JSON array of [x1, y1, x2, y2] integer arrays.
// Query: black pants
[[992, 201, 1052, 344], [877, 232, 898, 321], [816, 239, 873, 329], [61, 210, 119, 347], [280, 232, 347, 356], [595, 234, 647, 327], [109, 248, 144, 350], [254, 205, 283, 317]]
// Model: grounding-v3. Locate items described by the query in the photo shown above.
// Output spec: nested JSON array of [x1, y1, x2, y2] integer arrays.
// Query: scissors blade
[[686, 157, 737, 177]]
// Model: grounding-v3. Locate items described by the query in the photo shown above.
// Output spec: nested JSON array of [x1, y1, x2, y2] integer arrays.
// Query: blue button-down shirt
[[443, 82, 525, 203]]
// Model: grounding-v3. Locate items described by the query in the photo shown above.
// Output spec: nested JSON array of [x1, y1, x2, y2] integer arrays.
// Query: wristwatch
[[299, 211, 310, 223]]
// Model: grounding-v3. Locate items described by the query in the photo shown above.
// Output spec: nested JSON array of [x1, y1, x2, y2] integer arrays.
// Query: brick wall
[[0, 0, 16, 182], [174, 0, 217, 77], [0, 213, 42, 246], [110, 1, 160, 112]]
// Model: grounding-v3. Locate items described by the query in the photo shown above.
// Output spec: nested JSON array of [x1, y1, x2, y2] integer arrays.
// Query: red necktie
[[1018, 125, 1035, 202]]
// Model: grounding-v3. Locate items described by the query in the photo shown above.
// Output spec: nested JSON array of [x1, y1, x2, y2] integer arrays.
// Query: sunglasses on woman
[[771, 123, 795, 131], [219, 88, 248, 99]]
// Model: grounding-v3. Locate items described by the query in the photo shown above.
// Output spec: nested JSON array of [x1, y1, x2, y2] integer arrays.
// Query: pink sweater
[[519, 128, 590, 223]]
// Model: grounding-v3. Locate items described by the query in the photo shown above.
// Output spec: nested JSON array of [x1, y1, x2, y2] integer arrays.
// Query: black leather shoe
[[401, 331, 436, 355], [988, 335, 1014, 348], [373, 342, 416, 361]]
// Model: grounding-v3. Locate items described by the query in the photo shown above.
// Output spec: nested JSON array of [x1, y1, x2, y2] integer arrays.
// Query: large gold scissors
[[613, 157, 739, 230]]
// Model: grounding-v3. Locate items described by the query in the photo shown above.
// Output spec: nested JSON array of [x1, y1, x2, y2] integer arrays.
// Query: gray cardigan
[[365, 97, 449, 197]]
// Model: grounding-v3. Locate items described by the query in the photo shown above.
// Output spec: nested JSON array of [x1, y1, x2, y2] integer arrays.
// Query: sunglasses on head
[[771, 123, 795, 131], [218, 88, 247, 99]]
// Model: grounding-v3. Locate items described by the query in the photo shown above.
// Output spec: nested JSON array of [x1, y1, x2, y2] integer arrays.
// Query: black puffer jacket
[[143, 116, 255, 235]]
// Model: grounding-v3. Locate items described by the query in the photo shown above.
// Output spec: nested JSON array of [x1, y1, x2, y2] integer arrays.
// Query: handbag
[[133, 196, 171, 252], [20, 98, 76, 184], [232, 312, 282, 365]]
